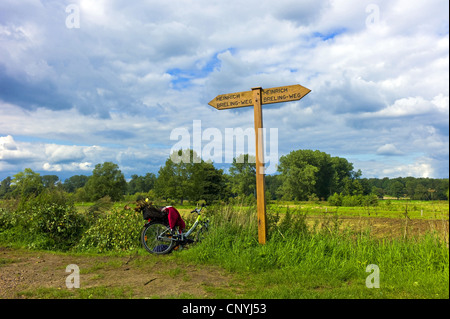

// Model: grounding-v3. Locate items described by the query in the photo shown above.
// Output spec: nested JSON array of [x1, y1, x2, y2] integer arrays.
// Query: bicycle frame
[[184, 213, 204, 238], [158, 209, 207, 241]]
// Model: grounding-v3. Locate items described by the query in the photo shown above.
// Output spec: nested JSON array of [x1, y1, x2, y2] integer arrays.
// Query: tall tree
[[277, 150, 357, 200], [128, 173, 156, 194], [84, 162, 127, 201], [265, 174, 283, 200], [155, 149, 229, 204], [228, 154, 256, 197], [0, 176, 12, 199], [63, 175, 89, 193], [42, 175, 59, 188], [11, 168, 44, 200], [195, 161, 230, 203], [155, 149, 201, 204], [389, 180, 405, 199]]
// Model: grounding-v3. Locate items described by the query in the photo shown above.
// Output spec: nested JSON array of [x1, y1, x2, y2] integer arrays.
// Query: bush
[[0, 201, 88, 251], [327, 193, 379, 207], [75, 208, 142, 252], [27, 203, 88, 250], [342, 195, 362, 207], [327, 193, 342, 206], [0, 207, 19, 231]]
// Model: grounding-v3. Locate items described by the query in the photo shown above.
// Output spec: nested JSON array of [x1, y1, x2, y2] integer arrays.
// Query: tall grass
[[182, 204, 449, 298]]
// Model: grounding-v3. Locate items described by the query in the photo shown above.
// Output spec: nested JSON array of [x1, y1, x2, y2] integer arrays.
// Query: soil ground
[[0, 247, 241, 299]]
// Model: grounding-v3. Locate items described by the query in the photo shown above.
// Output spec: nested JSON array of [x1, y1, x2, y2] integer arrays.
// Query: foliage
[[127, 173, 156, 194], [328, 193, 379, 207], [181, 204, 449, 298], [84, 162, 127, 201], [1, 151, 448, 205], [75, 208, 142, 252], [228, 154, 256, 197], [27, 203, 88, 250], [0, 194, 88, 251], [277, 150, 357, 201], [0, 176, 12, 198], [63, 175, 89, 193], [155, 149, 229, 204], [11, 168, 44, 205]]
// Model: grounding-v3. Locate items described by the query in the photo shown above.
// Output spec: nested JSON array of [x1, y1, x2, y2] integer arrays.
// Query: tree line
[[0, 149, 448, 204]]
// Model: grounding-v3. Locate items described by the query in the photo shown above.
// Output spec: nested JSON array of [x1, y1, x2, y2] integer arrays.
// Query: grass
[[267, 199, 449, 220], [179, 203, 449, 299], [2, 199, 448, 299]]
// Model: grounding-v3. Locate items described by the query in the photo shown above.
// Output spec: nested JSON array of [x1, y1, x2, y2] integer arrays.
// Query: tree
[[155, 149, 202, 204], [265, 174, 283, 200], [128, 173, 156, 194], [84, 162, 127, 201], [196, 161, 230, 203], [155, 149, 230, 204], [155, 156, 178, 202], [276, 150, 358, 201], [42, 175, 59, 188], [63, 175, 89, 193], [389, 181, 405, 199], [0, 177, 12, 199], [11, 168, 44, 200], [228, 154, 256, 197], [413, 184, 428, 200], [277, 150, 352, 200]]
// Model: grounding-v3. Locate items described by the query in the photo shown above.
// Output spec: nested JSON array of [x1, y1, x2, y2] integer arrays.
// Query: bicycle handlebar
[[190, 203, 207, 214]]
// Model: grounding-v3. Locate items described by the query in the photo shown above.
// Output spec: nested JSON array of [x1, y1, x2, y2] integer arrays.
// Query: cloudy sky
[[0, 0, 448, 182]]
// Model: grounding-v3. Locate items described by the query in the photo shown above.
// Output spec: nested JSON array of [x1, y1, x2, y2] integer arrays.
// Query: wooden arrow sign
[[208, 84, 311, 110], [208, 90, 253, 110], [208, 83, 311, 245]]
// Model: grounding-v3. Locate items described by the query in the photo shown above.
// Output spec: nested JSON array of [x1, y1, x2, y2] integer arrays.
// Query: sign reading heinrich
[[208, 84, 310, 110]]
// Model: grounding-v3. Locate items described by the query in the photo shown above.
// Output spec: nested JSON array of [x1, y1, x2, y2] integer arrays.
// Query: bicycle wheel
[[141, 223, 175, 254]]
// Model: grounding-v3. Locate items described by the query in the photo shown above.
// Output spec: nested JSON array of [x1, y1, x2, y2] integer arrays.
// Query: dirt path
[[0, 247, 241, 299]]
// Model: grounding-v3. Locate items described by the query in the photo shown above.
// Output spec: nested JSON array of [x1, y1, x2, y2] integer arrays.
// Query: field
[[0, 199, 448, 299]]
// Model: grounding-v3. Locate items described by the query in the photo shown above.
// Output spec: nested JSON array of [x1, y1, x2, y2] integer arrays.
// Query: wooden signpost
[[208, 84, 311, 244]]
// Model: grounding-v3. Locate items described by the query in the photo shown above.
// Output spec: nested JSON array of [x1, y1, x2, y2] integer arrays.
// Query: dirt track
[[0, 247, 239, 299]]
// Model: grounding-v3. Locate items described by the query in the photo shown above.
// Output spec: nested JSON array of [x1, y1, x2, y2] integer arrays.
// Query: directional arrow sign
[[208, 90, 253, 110], [261, 84, 311, 105], [207, 83, 311, 245], [208, 84, 310, 110]]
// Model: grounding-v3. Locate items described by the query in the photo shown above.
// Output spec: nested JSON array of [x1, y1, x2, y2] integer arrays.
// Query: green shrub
[[0, 207, 20, 231], [327, 193, 379, 207], [27, 203, 88, 250], [1, 197, 88, 251], [327, 193, 342, 206], [76, 208, 142, 252]]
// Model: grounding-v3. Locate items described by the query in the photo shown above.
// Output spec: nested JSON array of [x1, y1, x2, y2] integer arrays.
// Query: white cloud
[[382, 158, 435, 178], [0, 135, 37, 163], [369, 96, 437, 118], [376, 144, 404, 156]]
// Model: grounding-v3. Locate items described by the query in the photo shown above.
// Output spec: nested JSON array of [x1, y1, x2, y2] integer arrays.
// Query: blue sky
[[0, 0, 449, 181]]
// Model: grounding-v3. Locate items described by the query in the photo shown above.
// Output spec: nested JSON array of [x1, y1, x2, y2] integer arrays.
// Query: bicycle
[[141, 203, 209, 254]]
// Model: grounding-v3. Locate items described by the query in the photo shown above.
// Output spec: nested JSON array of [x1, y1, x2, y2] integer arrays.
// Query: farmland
[[0, 198, 448, 299]]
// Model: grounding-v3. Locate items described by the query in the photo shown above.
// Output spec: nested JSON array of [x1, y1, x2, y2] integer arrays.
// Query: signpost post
[[208, 84, 311, 244]]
